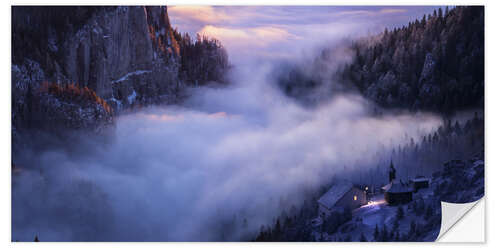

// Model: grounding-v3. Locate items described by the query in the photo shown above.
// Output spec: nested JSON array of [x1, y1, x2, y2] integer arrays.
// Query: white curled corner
[[436, 198, 484, 242]]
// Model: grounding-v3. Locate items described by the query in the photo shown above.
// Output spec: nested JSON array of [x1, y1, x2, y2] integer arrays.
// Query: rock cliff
[[12, 6, 228, 144], [13, 6, 182, 110]]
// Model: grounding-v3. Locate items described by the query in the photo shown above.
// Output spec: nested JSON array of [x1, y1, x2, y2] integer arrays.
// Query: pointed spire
[[389, 159, 396, 183]]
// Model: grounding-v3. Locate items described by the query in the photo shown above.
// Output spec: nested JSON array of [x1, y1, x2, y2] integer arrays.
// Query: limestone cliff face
[[12, 6, 185, 137], [60, 6, 183, 110], [16, 6, 182, 109]]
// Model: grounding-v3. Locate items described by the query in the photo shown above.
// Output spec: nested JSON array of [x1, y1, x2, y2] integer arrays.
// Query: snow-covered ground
[[111, 70, 152, 84], [311, 153, 484, 242], [313, 187, 441, 241]]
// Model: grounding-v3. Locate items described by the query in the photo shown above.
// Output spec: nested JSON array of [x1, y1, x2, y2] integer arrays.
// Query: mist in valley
[[12, 54, 445, 241]]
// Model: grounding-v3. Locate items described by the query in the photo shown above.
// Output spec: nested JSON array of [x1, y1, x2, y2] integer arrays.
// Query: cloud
[[336, 8, 408, 16], [169, 6, 233, 24], [336, 10, 374, 16], [198, 24, 306, 61], [200, 25, 298, 47], [168, 6, 434, 64], [380, 8, 408, 14]]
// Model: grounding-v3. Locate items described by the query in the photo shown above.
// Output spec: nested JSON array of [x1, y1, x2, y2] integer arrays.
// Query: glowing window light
[[354, 195, 357, 201]]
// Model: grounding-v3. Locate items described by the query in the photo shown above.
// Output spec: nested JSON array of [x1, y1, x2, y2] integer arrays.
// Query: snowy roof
[[386, 182, 413, 193], [411, 177, 430, 182], [473, 160, 484, 168], [382, 180, 414, 193], [317, 180, 354, 209], [382, 182, 392, 191]]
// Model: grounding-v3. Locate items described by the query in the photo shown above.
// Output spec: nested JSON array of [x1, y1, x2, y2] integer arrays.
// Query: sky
[[168, 6, 442, 62]]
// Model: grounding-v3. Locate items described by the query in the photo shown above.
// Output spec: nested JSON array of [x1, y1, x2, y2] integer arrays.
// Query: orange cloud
[[199, 25, 299, 48], [208, 112, 228, 118], [380, 8, 408, 14], [336, 10, 374, 16], [142, 114, 184, 122], [336, 8, 407, 16], [169, 6, 232, 24]]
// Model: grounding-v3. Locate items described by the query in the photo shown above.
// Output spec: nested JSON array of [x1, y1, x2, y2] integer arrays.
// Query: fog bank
[[12, 58, 442, 241]]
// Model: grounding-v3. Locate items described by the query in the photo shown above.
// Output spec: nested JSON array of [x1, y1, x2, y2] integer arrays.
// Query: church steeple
[[389, 159, 396, 183]]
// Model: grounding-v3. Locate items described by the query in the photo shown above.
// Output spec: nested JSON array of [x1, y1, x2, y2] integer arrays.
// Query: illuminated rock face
[[12, 6, 183, 116]]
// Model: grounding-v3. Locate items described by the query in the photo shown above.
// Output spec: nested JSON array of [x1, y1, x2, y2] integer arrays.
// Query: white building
[[317, 180, 367, 219]]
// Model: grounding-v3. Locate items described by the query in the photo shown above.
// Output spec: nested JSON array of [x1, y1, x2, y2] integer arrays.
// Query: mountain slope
[[276, 6, 484, 114], [341, 6, 484, 113]]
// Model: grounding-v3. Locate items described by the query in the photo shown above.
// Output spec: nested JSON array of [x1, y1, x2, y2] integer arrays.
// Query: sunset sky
[[168, 6, 442, 61]]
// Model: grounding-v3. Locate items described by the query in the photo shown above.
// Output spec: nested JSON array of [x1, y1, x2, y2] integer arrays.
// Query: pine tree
[[255, 225, 267, 241], [425, 204, 434, 220], [454, 121, 462, 135], [393, 217, 400, 231], [397, 205, 405, 219], [409, 220, 417, 237], [360, 232, 367, 242], [381, 224, 389, 242], [273, 218, 281, 241], [373, 224, 379, 241], [242, 218, 248, 229]]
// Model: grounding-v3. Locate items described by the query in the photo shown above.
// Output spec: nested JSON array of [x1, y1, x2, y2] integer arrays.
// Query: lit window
[[354, 195, 357, 201]]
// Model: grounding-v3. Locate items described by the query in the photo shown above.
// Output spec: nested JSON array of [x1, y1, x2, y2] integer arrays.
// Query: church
[[382, 160, 413, 205]]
